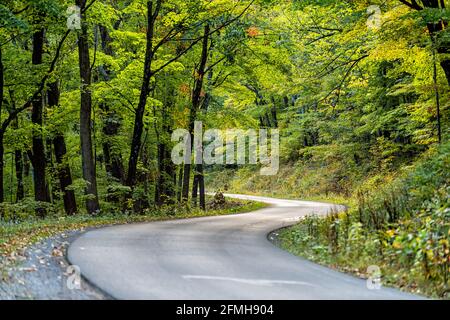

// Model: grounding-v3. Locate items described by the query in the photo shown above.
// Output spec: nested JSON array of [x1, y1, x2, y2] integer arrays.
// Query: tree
[[29, 19, 50, 216], [399, 0, 450, 85], [76, 0, 100, 214], [48, 82, 77, 214], [186, 24, 210, 210], [125, 0, 255, 208]]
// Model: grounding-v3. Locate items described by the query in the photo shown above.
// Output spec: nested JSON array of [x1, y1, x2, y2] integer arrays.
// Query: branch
[[12, 5, 29, 14], [212, 72, 231, 88], [1, 30, 71, 132], [319, 54, 369, 104], [150, 0, 255, 77], [205, 55, 227, 73], [82, 0, 98, 13], [103, 81, 136, 114], [398, 0, 423, 10]]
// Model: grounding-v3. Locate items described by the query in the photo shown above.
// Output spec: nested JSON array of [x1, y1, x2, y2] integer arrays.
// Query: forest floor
[[0, 197, 266, 299]]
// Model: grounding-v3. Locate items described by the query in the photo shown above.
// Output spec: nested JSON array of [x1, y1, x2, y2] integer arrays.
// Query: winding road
[[68, 194, 420, 300]]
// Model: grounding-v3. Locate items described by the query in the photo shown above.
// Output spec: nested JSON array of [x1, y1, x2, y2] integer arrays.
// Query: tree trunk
[[155, 88, 177, 206], [23, 152, 30, 177], [192, 174, 198, 206], [156, 141, 176, 206], [48, 82, 77, 215], [15, 150, 24, 202], [126, 1, 159, 189], [182, 161, 191, 201], [12, 117, 24, 202], [0, 136, 4, 204], [77, 0, 100, 213], [31, 28, 50, 216], [198, 163, 205, 210], [271, 97, 278, 128], [186, 24, 210, 209], [98, 25, 124, 183], [46, 138, 56, 203], [53, 135, 78, 215], [101, 105, 125, 182], [0, 47, 4, 203], [177, 166, 183, 202]]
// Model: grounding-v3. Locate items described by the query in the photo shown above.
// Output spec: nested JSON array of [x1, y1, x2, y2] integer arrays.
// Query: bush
[[280, 141, 450, 298]]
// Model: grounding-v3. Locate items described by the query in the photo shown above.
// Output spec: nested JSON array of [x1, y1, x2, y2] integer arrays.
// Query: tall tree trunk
[[101, 107, 124, 182], [12, 116, 24, 202], [15, 150, 24, 202], [271, 97, 278, 128], [0, 47, 4, 203], [30, 28, 50, 217], [155, 89, 176, 206], [77, 0, 100, 213], [48, 82, 77, 215], [155, 142, 175, 206], [182, 161, 191, 201], [53, 135, 78, 215], [177, 166, 183, 202], [192, 174, 198, 206], [98, 25, 124, 182], [126, 1, 160, 189], [46, 138, 56, 203], [187, 24, 210, 209], [23, 152, 30, 177], [0, 136, 4, 204]]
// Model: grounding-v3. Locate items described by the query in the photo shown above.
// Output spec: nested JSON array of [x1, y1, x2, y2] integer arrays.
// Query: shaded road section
[[68, 194, 421, 300]]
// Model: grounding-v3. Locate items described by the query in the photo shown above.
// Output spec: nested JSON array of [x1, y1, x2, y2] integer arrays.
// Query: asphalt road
[[68, 194, 421, 300]]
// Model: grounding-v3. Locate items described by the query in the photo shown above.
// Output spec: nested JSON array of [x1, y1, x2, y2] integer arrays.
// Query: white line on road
[[182, 275, 316, 287]]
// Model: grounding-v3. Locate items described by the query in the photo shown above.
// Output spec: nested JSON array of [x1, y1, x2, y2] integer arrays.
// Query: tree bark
[[48, 82, 77, 215], [77, 0, 100, 213], [98, 25, 124, 182], [12, 116, 24, 202], [101, 104, 124, 182], [53, 135, 78, 214], [0, 46, 4, 203], [177, 166, 183, 202], [192, 174, 199, 206], [186, 24, 210, 209], [155, 88, 177, 206], [15, 150, 24, 202], [126, 1, 160, 189], [0, 137, 4, 204], [30, 28, 50, 216]]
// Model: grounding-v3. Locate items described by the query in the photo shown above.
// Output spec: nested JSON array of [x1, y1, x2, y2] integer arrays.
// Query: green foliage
[[279, 142, 450, 298], [0, 0, 449, 298]]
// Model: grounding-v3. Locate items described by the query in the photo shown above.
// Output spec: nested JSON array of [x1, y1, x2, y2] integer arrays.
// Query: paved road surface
[[68, 194, 421, 300]]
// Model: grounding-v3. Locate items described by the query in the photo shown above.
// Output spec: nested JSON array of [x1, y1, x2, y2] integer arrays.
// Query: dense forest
[[0, 0, 448, 298]]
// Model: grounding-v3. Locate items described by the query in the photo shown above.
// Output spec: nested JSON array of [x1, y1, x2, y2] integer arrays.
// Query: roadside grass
[[276, 212, 445, 299], [0, 198, 267, 257]]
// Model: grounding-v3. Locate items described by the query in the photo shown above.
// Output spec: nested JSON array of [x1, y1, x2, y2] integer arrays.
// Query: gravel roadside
[[0, 230, 107, 300]]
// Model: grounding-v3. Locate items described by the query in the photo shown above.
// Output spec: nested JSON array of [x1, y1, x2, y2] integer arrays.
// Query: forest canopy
[[0, 0, 448, 216]]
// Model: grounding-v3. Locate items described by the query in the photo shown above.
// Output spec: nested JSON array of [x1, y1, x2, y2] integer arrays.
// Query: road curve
[[68, 194, 421, 300]]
